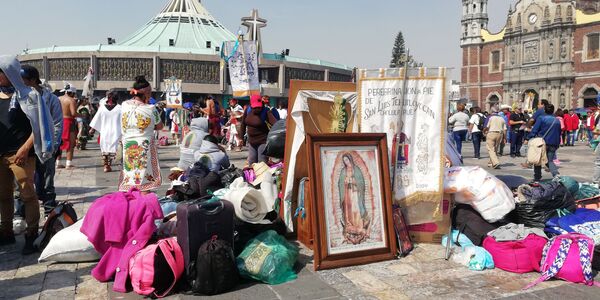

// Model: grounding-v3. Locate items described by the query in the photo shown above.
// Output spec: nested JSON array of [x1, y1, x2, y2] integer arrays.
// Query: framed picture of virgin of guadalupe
[[306, 133, 397, 270]]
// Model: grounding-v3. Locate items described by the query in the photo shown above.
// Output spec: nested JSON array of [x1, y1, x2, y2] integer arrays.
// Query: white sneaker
[[13, 217, 26, 235]]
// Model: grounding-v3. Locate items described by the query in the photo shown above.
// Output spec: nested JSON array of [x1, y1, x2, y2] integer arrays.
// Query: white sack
[[38, 218, 100, 263]]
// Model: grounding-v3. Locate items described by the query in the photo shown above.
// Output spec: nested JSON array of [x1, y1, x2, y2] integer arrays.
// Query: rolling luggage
[[176, 199, 235, 276]]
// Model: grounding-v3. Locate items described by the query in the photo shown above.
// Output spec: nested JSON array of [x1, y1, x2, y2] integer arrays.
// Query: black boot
[[22, 232, 38, 255]]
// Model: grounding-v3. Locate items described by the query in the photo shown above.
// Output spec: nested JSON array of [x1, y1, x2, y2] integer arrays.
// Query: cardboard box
[[407, 195, 452, 244]]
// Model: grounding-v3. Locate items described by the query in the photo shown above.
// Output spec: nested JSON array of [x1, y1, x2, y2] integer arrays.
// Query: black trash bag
[[263, 120, 286, 159], [515, 181, 576, 228], [218, 165, 244, 188]]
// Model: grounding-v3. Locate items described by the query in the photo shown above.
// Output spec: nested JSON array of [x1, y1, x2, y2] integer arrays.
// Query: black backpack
[[34, 202, 78, 250], [190, 237, 239, 295], [476, 113, 486, 131]]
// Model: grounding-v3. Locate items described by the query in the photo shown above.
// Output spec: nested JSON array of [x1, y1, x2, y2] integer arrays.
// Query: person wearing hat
[[498, 105, 512, 156], [0, 55, 55, 254], [484, 106, 507, 169], [201, 95, 221, 137], [56, 82, 78, 169], [241, 94, 278, 165], [20, 65, 63, 216]]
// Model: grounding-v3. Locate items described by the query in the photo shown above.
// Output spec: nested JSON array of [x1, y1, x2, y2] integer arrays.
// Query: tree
[[390, 31, 423, 68], [390, 31, 406, 68]]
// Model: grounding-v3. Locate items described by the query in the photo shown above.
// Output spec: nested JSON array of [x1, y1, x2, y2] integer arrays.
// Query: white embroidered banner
[[223, 40, 260, 97], [359, 68, 448, 224]]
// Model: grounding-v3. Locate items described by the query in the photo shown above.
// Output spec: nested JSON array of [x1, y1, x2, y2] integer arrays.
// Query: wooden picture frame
[[307, 133, 397, 271]]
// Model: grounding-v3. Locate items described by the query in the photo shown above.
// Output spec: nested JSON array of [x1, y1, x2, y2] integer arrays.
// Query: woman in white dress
[[119, 76, 164, 192], [89, 91, 122, 172]]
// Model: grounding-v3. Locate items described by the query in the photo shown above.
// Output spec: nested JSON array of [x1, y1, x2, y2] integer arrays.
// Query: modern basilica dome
[[18, 0, 353, 102]]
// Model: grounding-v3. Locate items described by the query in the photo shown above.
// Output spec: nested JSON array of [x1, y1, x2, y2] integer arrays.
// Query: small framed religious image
[[306, 133, 397, 270]]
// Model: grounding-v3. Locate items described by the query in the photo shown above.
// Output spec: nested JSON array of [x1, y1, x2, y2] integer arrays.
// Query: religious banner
[[359, 68, 448, 225], [222, 40, 260, 97], [164, 77, 183, 108]]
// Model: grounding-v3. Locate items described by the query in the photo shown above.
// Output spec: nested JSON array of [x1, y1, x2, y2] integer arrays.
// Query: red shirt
[[564, 114, 579, 131]]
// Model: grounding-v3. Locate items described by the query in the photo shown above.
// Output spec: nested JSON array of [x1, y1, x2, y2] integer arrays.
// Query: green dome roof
[[118, 0, 235, 51], [25, 0, 235, 55]]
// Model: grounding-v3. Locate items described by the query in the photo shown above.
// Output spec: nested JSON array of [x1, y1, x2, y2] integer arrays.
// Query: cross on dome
[[241, 9, 267, 41]]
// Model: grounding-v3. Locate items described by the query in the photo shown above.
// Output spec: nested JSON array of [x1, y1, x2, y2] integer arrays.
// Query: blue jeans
[[453, 130, 468, 155], [471, 132, 483, 158], [588, 128, 594, 142], [510, 130, 524, 156], [567, 131, 576, 145], [534, 145, 559, 181]]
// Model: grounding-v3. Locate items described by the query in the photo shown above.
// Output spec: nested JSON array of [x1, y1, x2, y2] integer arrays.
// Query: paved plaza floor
[[1, 137, 600, 299]]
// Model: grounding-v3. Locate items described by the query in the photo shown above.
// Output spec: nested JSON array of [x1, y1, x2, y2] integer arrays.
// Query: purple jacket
[[81, 190, 163, 293]]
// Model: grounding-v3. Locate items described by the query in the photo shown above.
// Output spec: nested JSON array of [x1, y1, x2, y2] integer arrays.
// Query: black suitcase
[[176, 199, 235, 276]]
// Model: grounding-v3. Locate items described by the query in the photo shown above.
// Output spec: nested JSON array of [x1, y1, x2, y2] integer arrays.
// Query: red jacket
[[564, 114, 579, 131]]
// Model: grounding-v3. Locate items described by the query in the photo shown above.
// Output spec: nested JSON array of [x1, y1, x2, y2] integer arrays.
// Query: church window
[[491, 51, 501, 72], [587, 33, 600, 60]]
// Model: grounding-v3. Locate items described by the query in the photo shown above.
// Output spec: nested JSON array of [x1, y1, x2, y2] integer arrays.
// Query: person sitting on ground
[[176, 117, 209, 171], [194, 135, 230, 172]]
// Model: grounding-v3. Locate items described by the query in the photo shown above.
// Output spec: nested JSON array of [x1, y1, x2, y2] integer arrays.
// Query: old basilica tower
[[460, 0, 600, 110]]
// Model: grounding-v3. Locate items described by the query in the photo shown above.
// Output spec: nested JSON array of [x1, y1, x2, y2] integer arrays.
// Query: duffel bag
[[483, 234, 547, 274]]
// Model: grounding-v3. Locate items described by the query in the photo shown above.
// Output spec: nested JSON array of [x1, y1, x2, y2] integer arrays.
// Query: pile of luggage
[[444, 167, 600, 289]]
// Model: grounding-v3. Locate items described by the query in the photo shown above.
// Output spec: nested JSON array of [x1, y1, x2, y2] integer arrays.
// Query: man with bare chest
[[56, 83, 77, 169]]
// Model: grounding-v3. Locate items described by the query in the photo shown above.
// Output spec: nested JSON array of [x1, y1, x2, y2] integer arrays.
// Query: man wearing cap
[[57, 82, 78, 169], [0, 55, 55, 254], [21, 65, 63, 215], [484, 107, 507, 169], [499, 105, 512, 156]]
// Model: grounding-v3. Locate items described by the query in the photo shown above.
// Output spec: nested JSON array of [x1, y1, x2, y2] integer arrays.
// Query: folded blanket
[[224, 178, 274, 224]]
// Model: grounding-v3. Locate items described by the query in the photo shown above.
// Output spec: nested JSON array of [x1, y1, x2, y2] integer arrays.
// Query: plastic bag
[[263, 120, 286, 159], [441, 230, 494, 271], [444, 167, 515, 222], [236, 230, 299, 285], [576, 184, 600, 200], [557, 176, 580, 197], [515, 181, 576, 228]]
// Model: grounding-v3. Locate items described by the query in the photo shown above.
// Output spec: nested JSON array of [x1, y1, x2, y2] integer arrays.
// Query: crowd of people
[[449, 100, 600, 181], [0, 55, 289, 255]]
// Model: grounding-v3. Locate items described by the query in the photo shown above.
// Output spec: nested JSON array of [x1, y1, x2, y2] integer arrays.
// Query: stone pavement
[[1, 137, 600, 300]]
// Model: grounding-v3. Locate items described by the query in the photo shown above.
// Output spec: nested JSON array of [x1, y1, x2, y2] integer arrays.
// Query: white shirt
[[277, 108, 288, 120], [469, 113, 483, 133], [89, 104, 122, 153], [449, 111, 470, 131]]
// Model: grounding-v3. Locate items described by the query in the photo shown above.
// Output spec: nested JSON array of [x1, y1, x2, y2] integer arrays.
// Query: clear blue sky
[[1, 0, 513, 81]]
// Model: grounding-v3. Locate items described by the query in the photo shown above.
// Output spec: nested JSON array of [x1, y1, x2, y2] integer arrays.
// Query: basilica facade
[[461, 0, 600, 110]]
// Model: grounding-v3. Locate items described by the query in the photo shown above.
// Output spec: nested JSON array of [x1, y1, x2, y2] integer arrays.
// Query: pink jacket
[[81, 189, 163, 293]]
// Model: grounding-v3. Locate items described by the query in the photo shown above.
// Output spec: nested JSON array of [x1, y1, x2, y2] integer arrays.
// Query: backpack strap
[[525, 237, 573, 290], [577, 238, 596, 286], [154, 238, 184, 298]]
